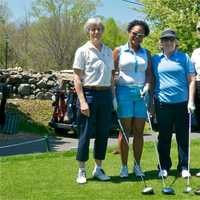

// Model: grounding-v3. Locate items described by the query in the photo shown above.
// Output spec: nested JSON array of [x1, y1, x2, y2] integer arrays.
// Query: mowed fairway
[[1, 139, 200, 200]]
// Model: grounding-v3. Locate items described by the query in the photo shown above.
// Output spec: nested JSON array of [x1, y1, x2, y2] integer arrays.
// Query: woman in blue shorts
[[113, 20, 153, 178]]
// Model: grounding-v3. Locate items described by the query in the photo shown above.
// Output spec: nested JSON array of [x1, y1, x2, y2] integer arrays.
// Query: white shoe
[[181, 169, 191, 178], [158, 169, 168, 178], [133, 164, 145, 177], [92, 168, 111, 181], [196, 172, 200, 177], [120, 166, 129, 178], [76, 169, 87, 184]]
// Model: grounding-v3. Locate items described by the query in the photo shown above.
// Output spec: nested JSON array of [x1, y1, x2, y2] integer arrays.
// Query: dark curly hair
[[127, 20, 150, 36]]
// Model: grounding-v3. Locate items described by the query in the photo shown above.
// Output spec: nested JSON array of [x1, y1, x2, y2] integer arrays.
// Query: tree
[[0, 0, 11, 68], [0, 0, 10, 24], [138, 0, 200, 54], [102, 18, 127, 49], [26, 0, 100, 71]]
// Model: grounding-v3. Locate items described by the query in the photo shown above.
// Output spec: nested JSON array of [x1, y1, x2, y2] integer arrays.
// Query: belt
[[83, 86, 111, 91]]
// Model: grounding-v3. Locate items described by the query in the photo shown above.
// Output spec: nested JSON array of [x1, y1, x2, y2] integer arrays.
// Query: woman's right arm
[[73, 69, 90, 117]]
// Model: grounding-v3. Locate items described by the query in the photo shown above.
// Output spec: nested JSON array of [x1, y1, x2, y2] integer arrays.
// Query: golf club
[[183, 112, 192, 193], [144, 97, 175, 195], [116, 112, 154, 195], [195, 187, 200, 195]]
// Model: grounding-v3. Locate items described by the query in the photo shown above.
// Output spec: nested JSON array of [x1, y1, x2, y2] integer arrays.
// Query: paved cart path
[[0, 131, 200, 156]]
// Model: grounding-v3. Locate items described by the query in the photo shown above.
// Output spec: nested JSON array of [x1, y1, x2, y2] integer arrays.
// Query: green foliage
[[0, 0, 100, 71], [0, 0, 10, 68], [0, 0, 10, 24], [102, 17, 127, 49], [139, 0, 200, 54], [1, 139, 200, 199]]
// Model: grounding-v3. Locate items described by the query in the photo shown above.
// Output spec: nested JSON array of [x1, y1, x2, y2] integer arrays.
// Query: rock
[[37, 78, 47, 89], [18, 84, 32, 96], [6, 74, 22, 84], [0, 68, 74, 99], [35, 92, 45, 99]]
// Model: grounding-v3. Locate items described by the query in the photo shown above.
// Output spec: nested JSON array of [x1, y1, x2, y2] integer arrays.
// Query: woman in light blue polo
[[152, 29, 196, 178], [113, 20, 153, 178]]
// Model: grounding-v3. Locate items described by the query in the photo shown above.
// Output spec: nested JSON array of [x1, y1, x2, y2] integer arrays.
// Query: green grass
[[7, 99, 54, 135], [1, 139, 200, 200]]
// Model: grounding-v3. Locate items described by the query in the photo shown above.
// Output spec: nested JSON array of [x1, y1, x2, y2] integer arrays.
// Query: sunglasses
[[131, 32, 145, 38], [160, 37, 175, 42]]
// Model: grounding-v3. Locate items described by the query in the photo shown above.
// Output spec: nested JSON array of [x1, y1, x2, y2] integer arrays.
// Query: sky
[[6, 0, 144, 24]]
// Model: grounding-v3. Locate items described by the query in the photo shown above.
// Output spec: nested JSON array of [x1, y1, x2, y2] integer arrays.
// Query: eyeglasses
[[131, 32, 145, 38], [89, 27, 102, 32]]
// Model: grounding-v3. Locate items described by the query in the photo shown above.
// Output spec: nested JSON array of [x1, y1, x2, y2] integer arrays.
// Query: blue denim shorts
[[116, 85, 147, 118]]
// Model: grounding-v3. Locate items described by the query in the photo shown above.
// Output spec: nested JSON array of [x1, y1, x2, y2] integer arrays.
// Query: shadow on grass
[[6, 102, 53, 136], [87, 168, 200, 185]]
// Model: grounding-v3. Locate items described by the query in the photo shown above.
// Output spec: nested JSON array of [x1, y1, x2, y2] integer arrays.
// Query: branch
[[121, 0, 144, 6]]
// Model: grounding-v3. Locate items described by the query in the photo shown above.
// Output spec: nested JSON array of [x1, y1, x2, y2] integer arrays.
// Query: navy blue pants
[[155, 100, 189, 172], [76, 88, 112, 162]]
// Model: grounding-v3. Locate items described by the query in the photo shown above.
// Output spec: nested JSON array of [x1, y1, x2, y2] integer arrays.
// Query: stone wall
[[0, 68, 74, 99]]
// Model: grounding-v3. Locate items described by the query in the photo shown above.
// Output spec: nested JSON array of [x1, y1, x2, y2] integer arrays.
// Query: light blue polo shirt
[[117, 42, 148, 87], [152, 50, 195, 103]]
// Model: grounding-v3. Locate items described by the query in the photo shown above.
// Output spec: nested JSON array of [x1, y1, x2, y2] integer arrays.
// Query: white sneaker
[[181, 169, 191, 178], [196, 172, 200, 177], [76, 169, 87, 184], [158, 169, 168, 178], [92, 168, 111, 181], [120, 166, 129, 178], [133, 164, 145, 177]]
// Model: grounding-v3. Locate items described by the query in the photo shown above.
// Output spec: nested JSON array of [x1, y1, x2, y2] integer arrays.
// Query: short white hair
[[84, 17, 104, 33]]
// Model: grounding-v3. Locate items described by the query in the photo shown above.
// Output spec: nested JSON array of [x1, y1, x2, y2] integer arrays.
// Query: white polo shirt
[[73, 41, 114, 87], [191, 48, 200, 75]]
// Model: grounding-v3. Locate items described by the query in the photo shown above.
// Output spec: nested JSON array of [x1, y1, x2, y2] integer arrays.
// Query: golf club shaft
[[144, 98, 166, 188], [187, 112, 191, 187], [117, 118, 129, 145]]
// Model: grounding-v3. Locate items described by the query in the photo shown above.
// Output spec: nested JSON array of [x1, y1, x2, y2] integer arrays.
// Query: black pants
[[155, 100, 189, 171], [195, 81, 200, 129], [76, 88, 112, 162]]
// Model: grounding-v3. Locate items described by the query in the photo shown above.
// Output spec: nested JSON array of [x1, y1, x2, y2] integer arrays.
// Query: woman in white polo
[[73, 17, 114, 184]]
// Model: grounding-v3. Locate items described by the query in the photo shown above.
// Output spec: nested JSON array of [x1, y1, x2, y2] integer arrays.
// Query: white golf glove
[[187, 101, 195, 113], [113, 96, 118, 111], [140, 84, 150, 97]]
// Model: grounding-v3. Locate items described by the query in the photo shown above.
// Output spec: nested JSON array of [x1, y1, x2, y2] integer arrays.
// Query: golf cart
[[49, 79, 119, 136]]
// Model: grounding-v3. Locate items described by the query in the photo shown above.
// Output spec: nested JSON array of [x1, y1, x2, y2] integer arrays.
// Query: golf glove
[[113, 97, 118, 111], [187, 101, 195, 113], [140, 84, 150, 97]]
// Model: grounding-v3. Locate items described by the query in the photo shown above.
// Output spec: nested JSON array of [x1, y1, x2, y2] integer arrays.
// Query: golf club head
[[162, 187, 175, 195], [183, 186, 192, 193], [195, 188, 200, 195], [142, 187, 154, 195]]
